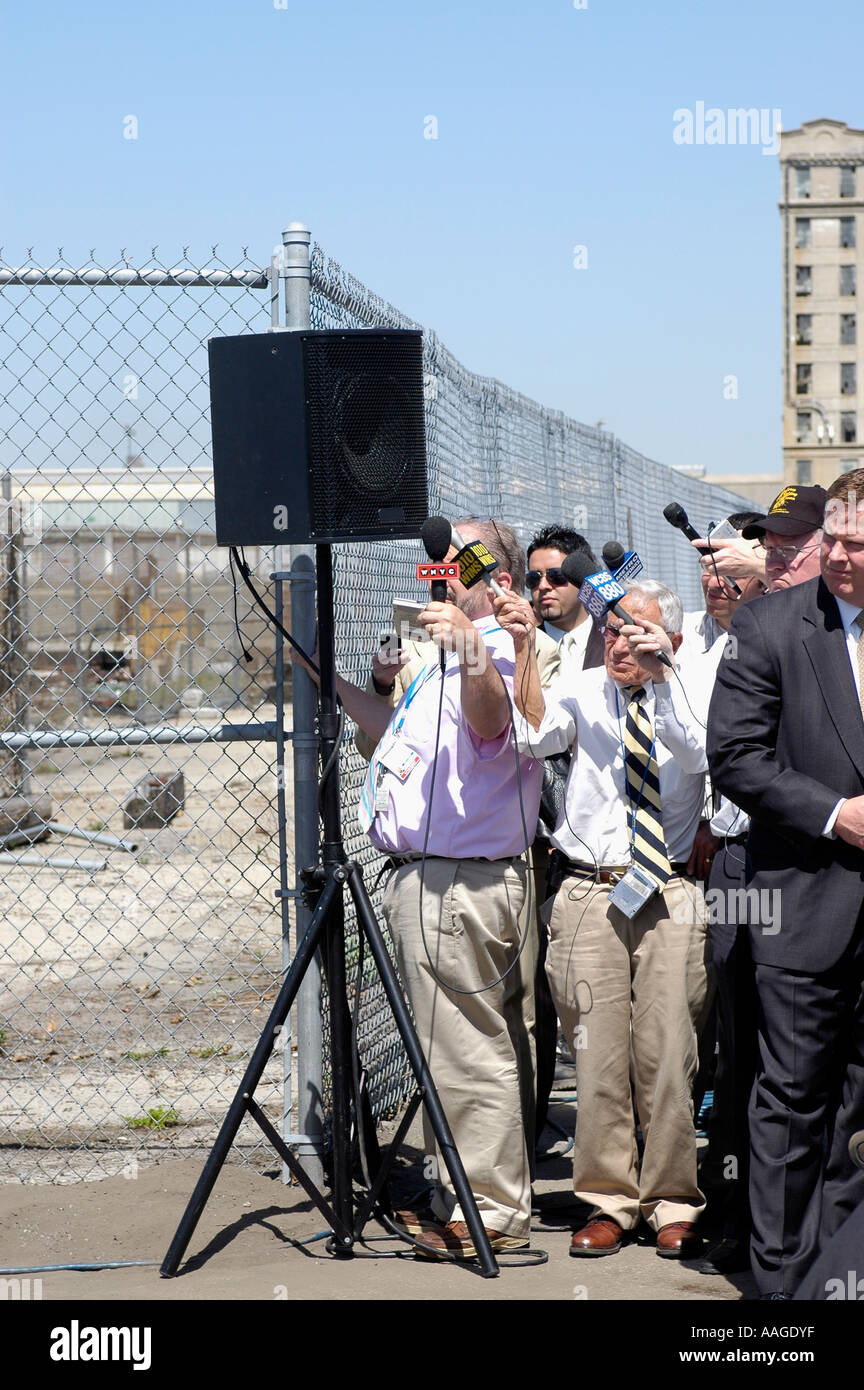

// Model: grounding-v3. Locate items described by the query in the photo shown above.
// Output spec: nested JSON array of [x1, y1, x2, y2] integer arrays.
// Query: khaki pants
[[545, 873, 709, 1231], [383, 856, 537, 1238]]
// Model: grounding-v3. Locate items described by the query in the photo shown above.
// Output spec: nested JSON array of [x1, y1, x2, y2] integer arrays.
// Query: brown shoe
[[656, 1221, 702, 1259], [569, 1216, 623, 1257], [414, 1220, 529, 1259], [390, 1208, 442, 1237]]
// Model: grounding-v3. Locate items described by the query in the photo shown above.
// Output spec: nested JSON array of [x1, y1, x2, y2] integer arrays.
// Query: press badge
[[376, 738, 420, 782]]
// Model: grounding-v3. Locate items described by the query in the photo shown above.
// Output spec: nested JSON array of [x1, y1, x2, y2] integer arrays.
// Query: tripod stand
[[160, 544, 499, 1278]]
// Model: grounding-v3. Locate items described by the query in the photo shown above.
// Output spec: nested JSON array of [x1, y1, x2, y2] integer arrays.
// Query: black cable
[[230, 545, 319, 676], [671, 664, 708, 731], [317, 704, 345, 814], [228, 549, 253, 663], [350, 918, 372, 1192]]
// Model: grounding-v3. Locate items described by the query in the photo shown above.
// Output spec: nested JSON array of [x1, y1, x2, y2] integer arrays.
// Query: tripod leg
[[160, 873, 341, 1277], [347, 866, 499, 1278], [320, 875, 354, 1249]]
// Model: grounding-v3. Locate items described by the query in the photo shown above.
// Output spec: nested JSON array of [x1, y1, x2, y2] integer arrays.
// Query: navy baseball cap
[[741, 485, 827, 538]]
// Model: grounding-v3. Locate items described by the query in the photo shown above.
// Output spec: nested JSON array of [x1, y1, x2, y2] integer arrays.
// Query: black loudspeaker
[[208, 329, 428, 546]]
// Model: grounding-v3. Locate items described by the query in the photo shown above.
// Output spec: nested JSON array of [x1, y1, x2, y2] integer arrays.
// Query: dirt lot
[[0, 1099, 754, 1304]]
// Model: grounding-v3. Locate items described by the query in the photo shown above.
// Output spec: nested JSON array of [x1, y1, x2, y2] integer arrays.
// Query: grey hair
[[622, 579, 684, 635]]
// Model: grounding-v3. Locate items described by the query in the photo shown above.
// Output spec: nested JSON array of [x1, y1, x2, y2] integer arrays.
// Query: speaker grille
[[303, 332, 428, 540]]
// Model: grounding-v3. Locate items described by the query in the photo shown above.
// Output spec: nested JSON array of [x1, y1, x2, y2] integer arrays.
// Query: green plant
[[190, 1042, 231, 1059], [89, 821, 106, 832], [122, 1047, 169, 1061], [0, 1027, 6, 1055], [123, 1106, 180, 1131]]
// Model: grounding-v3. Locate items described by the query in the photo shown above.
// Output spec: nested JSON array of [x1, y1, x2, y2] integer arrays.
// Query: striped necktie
[[623, 685, 672, 887]]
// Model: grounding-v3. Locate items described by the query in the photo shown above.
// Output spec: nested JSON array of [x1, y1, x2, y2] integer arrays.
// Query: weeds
[[123, 1107, 180, 1131]]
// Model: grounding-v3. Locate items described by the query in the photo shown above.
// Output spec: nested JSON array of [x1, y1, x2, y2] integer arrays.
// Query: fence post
[[2, 471, 31, 798], [280, 221, 324, 1185]]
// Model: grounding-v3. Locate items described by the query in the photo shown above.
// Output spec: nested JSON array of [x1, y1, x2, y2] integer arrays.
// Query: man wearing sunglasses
[[525, 527, 606, 1141], [526, 526, 605, 678]]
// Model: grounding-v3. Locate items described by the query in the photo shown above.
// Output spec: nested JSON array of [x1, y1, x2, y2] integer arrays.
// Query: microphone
[[422, 516, 507, 598], [663, 502, 742, 599], [561, 552, 673, 670], [419, 516, 452, 603], [602, 541, 625, 571], [602, 541, 643, 582], [420, 516, 454, 670]]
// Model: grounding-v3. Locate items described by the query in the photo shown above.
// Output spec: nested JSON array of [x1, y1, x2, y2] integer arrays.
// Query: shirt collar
[[833, 594, 864, 636]]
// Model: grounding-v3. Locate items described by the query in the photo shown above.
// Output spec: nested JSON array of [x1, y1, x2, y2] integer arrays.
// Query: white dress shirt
[[822, 594, 864, 836], [515, 665, 711, 867]]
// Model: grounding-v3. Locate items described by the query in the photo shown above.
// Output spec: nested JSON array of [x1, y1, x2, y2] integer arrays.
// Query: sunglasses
[[526, 567, 568, 590]]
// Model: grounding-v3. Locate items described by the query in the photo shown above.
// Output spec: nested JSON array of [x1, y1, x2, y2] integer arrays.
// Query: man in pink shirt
[[337, 520, 544, 1258]]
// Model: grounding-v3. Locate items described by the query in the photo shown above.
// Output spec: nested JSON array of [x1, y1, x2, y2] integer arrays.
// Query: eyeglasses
[[526, 567, 568, 589], [602, 623, 626, 642], [765, 540, 820, 563]]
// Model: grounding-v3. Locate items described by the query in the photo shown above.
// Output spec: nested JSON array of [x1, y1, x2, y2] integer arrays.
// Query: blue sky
[[2, 0, 861, 477]]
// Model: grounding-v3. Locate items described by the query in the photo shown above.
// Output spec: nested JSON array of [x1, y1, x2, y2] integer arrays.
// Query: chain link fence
[[0, 235, 751, 1185]]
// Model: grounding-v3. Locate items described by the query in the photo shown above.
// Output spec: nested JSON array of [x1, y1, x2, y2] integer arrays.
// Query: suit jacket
[[539, 617, 605, 671], [707, 577, 864, 973]]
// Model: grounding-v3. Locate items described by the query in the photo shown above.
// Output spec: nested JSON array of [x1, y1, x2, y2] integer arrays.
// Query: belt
[[384, 852, 517, 869], [556, 855, 691, 885]]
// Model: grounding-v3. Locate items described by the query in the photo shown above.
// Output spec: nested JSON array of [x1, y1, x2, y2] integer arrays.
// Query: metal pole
[[288, 555, 323, 1185], [71, 539, 86, 721], [273, 569, 295, 1183], [2, 473, 31, 797], [281, 222, 311, 332], [280, 218, 324, 1186]]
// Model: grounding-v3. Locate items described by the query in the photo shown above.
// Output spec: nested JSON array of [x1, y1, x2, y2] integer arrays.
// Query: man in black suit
[[707, 469, 864, 1298]]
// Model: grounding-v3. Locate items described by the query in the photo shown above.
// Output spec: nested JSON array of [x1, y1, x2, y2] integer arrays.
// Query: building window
[[796, 265, 812, 295], [796, 363, 812, 394], [796, 460, 812, 485], [795, 217, 811, 248], [796, 411, 813, 443], [840, 459, 859, 472], [841, 313, 857, 345], [794, 166, 811, 198], [796, 314, 813, 345], [842, 412, 857, 443], [842, 362, 857, 395], [840, 264, 856, 296], [840, 217, 856, 248], [841, 165, 856, 197]]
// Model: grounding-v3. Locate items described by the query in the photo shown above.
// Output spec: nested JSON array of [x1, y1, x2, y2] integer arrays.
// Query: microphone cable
[[411, 625, 537, 998], [228, 546, 348, 812], [230, 546, 319, 677]]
